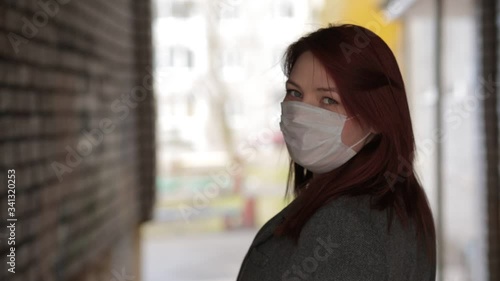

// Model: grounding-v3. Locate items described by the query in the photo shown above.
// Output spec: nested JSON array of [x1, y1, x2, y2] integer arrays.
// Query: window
[[212, 0, 241, 20], [218, 49, 242, 68], [156, 0, 198, 18], [272, 0, 294, 18], [156, 46, 194, 68], [216, 49, 244, 80]]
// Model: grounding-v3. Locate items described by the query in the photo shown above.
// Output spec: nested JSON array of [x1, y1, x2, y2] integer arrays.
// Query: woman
[[236, 24, 436, 281]]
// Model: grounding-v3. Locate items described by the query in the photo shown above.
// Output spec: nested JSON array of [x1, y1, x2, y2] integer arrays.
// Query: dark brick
[[0, 0, 155, 279]]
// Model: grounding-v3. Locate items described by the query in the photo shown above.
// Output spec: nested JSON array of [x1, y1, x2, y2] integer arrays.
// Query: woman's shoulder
[[302, 194, 386, 233], [288, 194, 433, 280], [281, 195, 390, 279], [297, 194, 417, 255]]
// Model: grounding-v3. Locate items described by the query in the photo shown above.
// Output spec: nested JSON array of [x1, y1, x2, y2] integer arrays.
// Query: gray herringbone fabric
[[236, 194, 436, 281]]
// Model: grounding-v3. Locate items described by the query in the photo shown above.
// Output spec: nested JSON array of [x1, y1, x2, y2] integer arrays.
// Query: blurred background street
[[142, 230, 256, 281]]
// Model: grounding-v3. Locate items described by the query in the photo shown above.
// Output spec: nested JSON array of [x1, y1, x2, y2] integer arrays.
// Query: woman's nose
[[301, 94, 318, 107]]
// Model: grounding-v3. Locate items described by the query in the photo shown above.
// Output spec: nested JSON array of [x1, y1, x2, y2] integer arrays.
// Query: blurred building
[[152, 0, 322, 228], [400, 1, 487, 280], [153, 0, 317, 175]]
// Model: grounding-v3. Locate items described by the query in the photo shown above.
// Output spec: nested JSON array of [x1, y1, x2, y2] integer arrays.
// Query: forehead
[[289, 51, 337, 88]]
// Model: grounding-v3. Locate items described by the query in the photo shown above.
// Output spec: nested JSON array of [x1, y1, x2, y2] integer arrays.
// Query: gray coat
[[236, 194, 436, 281]]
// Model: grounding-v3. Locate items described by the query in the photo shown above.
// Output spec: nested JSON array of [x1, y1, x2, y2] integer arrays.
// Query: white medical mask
[[279, 101, 371, 174]]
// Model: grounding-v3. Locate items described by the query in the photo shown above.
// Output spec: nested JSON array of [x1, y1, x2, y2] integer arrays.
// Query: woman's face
[[284, 51, 372, 152]]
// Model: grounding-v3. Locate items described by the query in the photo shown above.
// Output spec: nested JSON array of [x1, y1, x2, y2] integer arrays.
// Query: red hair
[[274, 24, 436, 262]]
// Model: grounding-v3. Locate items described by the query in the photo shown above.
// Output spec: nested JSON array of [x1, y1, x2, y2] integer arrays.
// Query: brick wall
[[0, 0, 155, 280]]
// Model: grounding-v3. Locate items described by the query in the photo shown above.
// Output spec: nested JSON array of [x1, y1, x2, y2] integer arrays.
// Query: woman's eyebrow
[[286, 79, 337, 92], [285, 79, 302, 91], [316, 87, 337, 92]]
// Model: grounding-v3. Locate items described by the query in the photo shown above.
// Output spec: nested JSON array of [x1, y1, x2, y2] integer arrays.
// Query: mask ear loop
[[337, 127, 371, 160], [345, 113, 359, 121], [343, 115, 373, 150], [347, 131, 372, 150]]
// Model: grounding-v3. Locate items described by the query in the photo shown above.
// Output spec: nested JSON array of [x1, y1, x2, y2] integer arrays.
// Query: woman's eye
[[322, 97, 338, 105], [286, 89, 302, 98]]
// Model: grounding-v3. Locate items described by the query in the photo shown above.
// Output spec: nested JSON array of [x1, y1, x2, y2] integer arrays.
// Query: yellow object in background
[[319, 0, 402, 62], [255, 196, 290, 227]]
